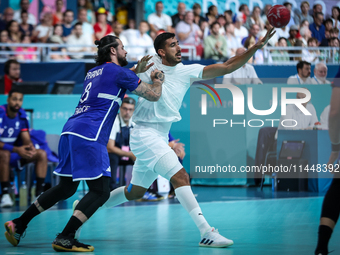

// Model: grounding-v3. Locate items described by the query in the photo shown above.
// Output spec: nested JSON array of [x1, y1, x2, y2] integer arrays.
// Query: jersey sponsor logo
[[74, 105, 91, 115], [106, 166, 111, 172], [0, 128, 3, 135], [15, 121, 20, 129], [84, 68, 103, 80], [0, 118, 2, 123]]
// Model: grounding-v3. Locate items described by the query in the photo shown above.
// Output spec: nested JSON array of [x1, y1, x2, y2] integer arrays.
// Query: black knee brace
[[75, 176, 110, 219], [321, 178, 340, 223]]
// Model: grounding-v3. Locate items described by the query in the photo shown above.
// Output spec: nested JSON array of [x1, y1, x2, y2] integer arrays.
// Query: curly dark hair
[[94, 35, 120, 66]]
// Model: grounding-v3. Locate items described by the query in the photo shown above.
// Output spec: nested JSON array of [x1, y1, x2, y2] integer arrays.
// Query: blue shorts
[[10, 153, 23, 168], [53, 134, 111, 181]]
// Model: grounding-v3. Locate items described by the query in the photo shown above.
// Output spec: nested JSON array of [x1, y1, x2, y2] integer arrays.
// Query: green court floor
[[1, 196, 338, 255]]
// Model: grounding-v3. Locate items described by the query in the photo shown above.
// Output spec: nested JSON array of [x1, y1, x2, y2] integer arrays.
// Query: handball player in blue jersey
[[4, 35, 164, 252]]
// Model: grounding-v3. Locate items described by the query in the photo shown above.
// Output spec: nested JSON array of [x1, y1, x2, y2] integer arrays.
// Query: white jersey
[[133, 55, 204, 132]]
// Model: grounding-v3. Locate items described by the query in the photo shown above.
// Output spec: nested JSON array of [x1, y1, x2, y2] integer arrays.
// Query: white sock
[[175, 186, 211, 236], [102, 186, 128, 209]]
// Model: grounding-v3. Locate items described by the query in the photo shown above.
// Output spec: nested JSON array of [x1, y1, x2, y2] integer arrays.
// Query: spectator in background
[[93, 7, 112, 40], [259, 21, 278, 46], [148, 1, 172, 39], [287, 60, 313, 84], [272, 37, 289, 63], [239, 4, 250, 25], [310, 12, 326, 43], [205, 5, 218, 25], [312, 4, 323, 18], [192, 3, 205, 27], [2, 60, 22, 94], [203, 22, 227, 60], [216, 15, 226, 36], [78, 0, 95, 25], [300, 19, 310, 28], [75, 8, 95, 42], [224, 10, 233, 24], [7, 20, 22, 43], [261, 4, 272, 24], [223, 47, 262, 85], [294, 1, 313, 26], [0, 30, 13, 59], [328, 37, 340, 63], [312, 62, 331, 84], [320, 27, 338, 47], [15, 34, 37, 61], [172, 2, 186, 28], [244, 35, 271, 64], [283, 2, 295, 28], [300, 25, 312, 46], [110, 22, 128, 46], [275, 26, 289, 39], [302, 37, 320, 63], [175, 11, 202, 45], [287, 25, 299, 46], [0, 8, 15, 31], [62, 9, 74, 37], [32, 12, 53, 43], [331, 6, 340, 31], [19, 10, 34, 37], [121, 19, 138, 42], [126, 20, 155, 61], [324, 18, 334, 35], [234, 13, 248, 45], [245, 6, 264, 31], [66, 22, 93, 59], [224, 22, 242, 58], [241, 23, 260, 46], [13, 0, 37, 26], [53, 0, 64, 25], [47, 24, 69, 60], [292, 39, 303, 61], [200, 20, 209, 39]]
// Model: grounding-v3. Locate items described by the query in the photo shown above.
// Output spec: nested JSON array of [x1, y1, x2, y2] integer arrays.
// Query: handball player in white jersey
[[79, 29, 275, 247]]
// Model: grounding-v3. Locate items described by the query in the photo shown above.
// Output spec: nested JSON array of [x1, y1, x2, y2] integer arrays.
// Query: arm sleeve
[[117, 68, 141, 92]]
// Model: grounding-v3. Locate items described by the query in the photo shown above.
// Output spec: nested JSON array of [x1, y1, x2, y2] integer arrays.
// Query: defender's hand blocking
[[151, 69, 165, 83], [134, 55, 154, 74], [255, 27, 276, 49]]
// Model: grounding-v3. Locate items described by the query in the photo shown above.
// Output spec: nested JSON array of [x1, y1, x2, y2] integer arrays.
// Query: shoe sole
[[4, 222, 19, 246], [52, 244, 94, 252], [199, 241, 234, 248]]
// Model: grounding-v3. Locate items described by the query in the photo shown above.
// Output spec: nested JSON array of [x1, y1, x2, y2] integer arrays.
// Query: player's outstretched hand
[[134, 55, 154, 74], [255, 26, 276, 49], [151, 69, 165, 83]]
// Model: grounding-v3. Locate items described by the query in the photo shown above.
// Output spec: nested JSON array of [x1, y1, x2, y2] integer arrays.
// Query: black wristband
[[332, 143, 340, 152]]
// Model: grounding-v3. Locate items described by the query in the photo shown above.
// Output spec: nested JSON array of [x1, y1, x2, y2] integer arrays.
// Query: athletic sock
[[61, 216, 83, 237], [35, 178, 45, 196], [315, 225, 332, 253], [175, 186, 211, 235], [1, 182, 10, 194], [18, 203, 41, 226], [102, 186, 128, 209]]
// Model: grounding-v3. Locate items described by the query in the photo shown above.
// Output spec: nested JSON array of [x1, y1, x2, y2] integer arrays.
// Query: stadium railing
[[0, 43, 339, 64]]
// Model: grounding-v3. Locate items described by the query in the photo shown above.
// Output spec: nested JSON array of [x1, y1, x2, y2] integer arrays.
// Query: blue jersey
[[0, 105, 29, 145], [62, 62, 140, 146]]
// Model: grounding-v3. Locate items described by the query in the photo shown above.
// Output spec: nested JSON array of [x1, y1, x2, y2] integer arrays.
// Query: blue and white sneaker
[[199, 227, 234, 248], [137, 190, 164, 202]]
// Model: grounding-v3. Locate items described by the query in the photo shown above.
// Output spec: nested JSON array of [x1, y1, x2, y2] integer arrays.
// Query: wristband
[[3, 144, 14, 152], [332, 143, 340, 152]]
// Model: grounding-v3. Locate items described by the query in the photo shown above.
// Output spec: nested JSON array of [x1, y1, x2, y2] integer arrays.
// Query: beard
[[118, 55, 128, 67], [9, 105, 20, 113]]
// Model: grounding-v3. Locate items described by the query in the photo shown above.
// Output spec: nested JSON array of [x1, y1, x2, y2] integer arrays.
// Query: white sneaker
[[73, 200, 82, 240], [199, 227, 234, 248], [1, 194, 14, 208]]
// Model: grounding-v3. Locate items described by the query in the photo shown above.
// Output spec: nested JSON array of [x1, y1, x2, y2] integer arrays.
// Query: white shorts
[[130, 126, 183, 188]]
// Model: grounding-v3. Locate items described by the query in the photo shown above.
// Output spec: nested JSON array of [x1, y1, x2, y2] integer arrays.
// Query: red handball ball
[[267, 5, 291, 28]]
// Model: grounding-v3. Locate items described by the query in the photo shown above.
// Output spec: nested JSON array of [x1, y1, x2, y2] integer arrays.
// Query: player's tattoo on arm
[[132, 80, 163, 101], [154, 72, 165, 82]]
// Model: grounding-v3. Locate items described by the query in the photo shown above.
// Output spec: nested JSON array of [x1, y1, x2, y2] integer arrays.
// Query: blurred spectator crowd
[[0, 0, 339, 63]]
